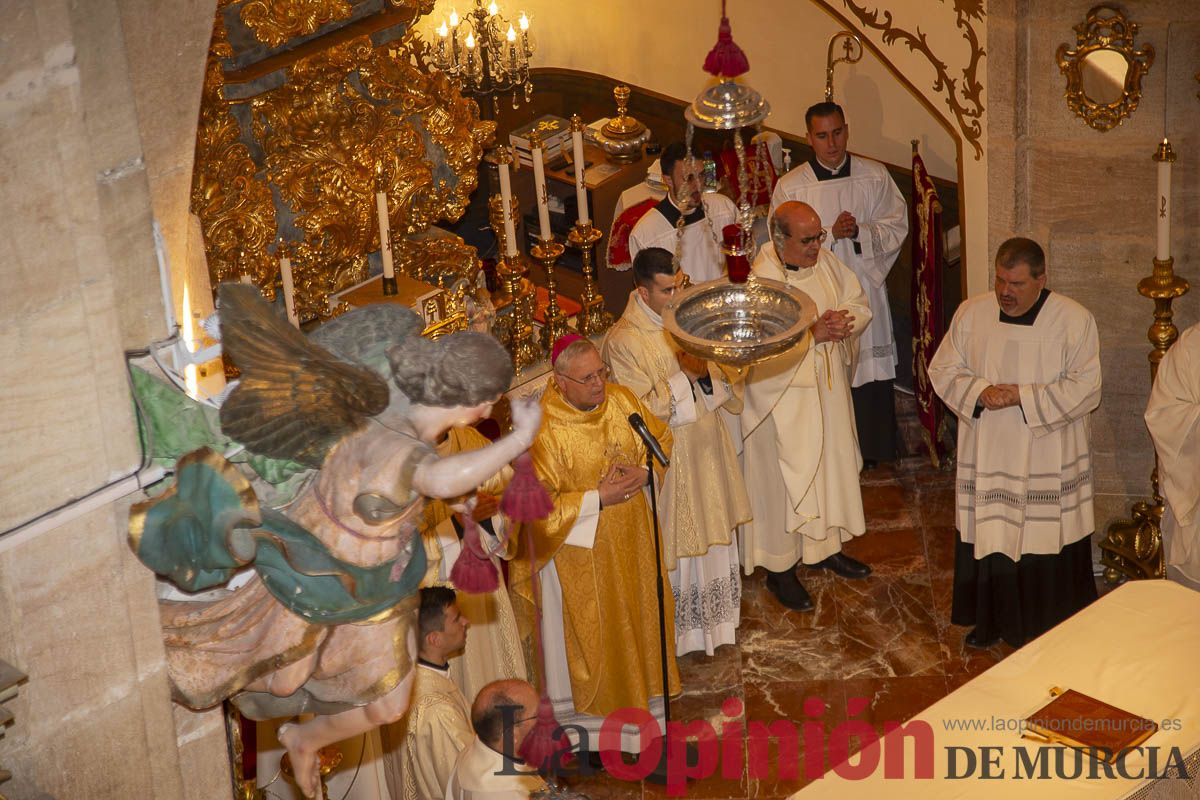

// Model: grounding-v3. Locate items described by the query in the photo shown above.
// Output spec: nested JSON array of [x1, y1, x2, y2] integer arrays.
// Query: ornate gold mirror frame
[[1056, 5, 1154, 132]]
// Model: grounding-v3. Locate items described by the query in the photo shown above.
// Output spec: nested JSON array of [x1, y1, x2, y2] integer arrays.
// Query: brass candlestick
[[567, 222, 612, 336], [531, 238, 571, 350], [1099, 139, 1187, 583], [487, 194, 542, 372]]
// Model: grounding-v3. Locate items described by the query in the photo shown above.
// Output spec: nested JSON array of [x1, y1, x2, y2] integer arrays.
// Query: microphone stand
[[646, 446, 671, 733]]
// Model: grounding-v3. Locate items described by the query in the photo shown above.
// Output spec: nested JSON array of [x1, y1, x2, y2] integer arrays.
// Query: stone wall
[[987, 1, 1200, 539], [0, 0, 228, 797]]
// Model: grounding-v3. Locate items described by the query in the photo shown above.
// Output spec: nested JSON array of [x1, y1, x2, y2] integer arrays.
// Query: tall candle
[[497, 152, 519, 257], [279, 256, 299, 328], [375, 191, 395, 279], [531, 134, 552, 241], [570, 114, 589, 226], [1155, 138, 1173, 261]]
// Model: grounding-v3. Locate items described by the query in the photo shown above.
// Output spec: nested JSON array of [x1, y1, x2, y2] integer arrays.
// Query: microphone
[[628, 413, 669, 468]]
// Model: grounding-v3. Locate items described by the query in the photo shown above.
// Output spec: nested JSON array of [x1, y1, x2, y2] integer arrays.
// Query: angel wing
[[217, 284, 390, 468]]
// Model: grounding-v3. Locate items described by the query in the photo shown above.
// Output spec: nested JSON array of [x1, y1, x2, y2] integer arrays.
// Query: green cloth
[[134, 450, 425, 624], [129, 365, 309, 492]]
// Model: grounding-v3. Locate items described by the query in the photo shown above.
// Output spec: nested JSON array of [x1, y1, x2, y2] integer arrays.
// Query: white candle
[[570, 115, 589, 226], [1156, 139, 1172, 261], [239, 273, 252, 284], [497, 155, 519, 257], [375, 191, 395, 279], [531, 140, 552, 241], [280, 256, 299, 328]]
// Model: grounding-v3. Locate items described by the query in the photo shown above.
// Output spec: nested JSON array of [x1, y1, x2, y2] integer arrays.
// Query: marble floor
[[557, 455, 1025, 799]]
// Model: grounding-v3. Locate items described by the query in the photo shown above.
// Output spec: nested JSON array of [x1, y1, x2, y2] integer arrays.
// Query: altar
[[793, 580, 1200, 799]]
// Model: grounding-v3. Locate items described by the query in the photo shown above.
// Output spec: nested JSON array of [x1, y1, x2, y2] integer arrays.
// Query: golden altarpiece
[[192, 0, 497, 341]]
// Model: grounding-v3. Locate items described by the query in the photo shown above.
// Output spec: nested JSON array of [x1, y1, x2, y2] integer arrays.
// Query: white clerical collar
[[635, 291, 664, 327], [816, 155, 848, 174]]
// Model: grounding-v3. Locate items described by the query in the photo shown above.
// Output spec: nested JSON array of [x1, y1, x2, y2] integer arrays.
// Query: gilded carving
[[191, 14, 280, 296], [193, 7, 489, 324], [1056, 6, 1154, 132], [239, 0, 354, 48], [841, 0, 986, 159]]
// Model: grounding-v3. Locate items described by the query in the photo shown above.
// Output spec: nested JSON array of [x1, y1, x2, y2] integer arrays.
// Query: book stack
[[509, 114, 572, 167]]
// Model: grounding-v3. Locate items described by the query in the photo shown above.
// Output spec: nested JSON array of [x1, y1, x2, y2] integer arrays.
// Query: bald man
[[741, 201, 874, 610], [445, 679, 547, 799]]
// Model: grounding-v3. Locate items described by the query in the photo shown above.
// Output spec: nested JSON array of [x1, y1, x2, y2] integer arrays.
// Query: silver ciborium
[[662, 277, 817, 367]]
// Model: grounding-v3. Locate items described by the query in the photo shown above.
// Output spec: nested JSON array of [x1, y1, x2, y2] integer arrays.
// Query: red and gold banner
[[910, 150, 952, 467]]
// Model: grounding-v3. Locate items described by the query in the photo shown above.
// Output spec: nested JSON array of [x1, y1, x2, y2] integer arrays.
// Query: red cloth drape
[[910, 151, 952, 467], [606, 198, 660, 271]]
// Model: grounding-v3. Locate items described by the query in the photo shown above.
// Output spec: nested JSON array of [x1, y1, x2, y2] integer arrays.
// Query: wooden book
[[1023, 688, 1158, 762]]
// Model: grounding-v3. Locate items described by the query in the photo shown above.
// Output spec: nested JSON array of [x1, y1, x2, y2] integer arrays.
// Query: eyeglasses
[[560, 366, 609, 387], [794, 229, 828, 246]]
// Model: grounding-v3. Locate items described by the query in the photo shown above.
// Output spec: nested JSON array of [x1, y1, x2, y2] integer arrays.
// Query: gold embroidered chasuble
[[602, 292, 751, 569], [509, 382, 681, 717], [380, 664, 472, 800]]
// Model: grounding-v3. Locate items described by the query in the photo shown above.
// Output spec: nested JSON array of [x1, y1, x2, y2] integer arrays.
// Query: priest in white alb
[[602, 246, 750, 655], [628, 141, 738, 284], [929, 237, 1100, 648], [1144, 321, 1200, 592], [742, 201, 874, 611], [771, 102, 908, 466]]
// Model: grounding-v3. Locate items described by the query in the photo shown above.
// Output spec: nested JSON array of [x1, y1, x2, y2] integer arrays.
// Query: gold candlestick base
[[381, 275, 398, 296], [567, 222, 612, 337], [530, 238, 571, 351], [496, 254, 543, 373], [1099, 255, 1189, 583]]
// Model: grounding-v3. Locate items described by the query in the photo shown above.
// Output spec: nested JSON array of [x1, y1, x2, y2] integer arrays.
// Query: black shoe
[[765, 569, 814, 611], [807, 553, 872, 579], [964, 628, 1000, 649], [862, 458, 879, 471]]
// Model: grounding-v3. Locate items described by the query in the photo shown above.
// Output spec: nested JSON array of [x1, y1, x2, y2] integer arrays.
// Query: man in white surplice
[[628, 141, 738, 285], [771, 101, 908, 466], [602, 246, 750, 656], [929, 237, 1100, 648], [1145, 321, 1200, 591], [742, 201, 874, 611]]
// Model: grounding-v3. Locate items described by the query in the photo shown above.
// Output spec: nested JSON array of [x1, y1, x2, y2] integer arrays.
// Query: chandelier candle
[[570, 114, 589, 226], [375, 191, 396, 281]]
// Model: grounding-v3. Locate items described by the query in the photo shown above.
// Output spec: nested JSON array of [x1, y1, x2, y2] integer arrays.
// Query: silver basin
[[662, 277, 817, 367]]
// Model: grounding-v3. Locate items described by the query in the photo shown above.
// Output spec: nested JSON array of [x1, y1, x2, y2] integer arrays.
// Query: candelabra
[[530, 238, 570, 351], [487, 195, 542, 372], [432, 1, 533, 119], [1099, 139, 1187, 583], [567, 221, 612, 337]]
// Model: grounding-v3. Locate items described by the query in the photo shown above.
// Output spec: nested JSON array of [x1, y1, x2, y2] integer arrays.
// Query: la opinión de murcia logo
[[495, 697, 1191, 795]]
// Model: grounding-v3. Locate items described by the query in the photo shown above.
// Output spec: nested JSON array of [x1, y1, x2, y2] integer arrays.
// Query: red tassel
[[703, 17, 751, 78], [518, 694, 570, 770], [448, 513, 499, 593], [500, 453, 553, 522]]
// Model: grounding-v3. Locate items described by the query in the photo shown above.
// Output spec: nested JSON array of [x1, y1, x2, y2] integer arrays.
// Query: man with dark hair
[[929, 236, 1101, 648], [445, 679, 547, 798], [628, 141, 739, 285], [771, 102, 908, 467], [381, 587, 473, 800], [602, 247, 750, 655]]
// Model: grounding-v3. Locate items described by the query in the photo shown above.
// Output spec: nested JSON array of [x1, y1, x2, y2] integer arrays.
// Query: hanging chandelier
[[432, 1, 534, 118]]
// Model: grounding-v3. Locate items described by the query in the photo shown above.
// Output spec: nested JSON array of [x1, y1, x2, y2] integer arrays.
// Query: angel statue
[[129, 284, 540, 798]]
